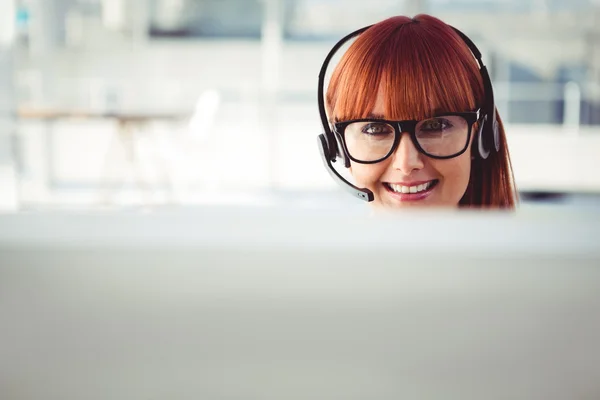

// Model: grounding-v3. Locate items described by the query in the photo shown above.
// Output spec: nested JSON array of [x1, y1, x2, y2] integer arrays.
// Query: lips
[[386, 181, 436, 194], [383, 179, 439, 201]]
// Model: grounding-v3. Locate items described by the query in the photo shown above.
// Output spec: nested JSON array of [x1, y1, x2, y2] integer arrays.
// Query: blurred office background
[[1, 0, 600, 210]]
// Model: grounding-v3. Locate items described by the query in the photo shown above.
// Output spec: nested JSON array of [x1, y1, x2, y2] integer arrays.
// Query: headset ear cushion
[[493, 118, 500, 152], [477, 115, 490, 160], [333, 132, 351, 168], [323, 131, 336, 161]]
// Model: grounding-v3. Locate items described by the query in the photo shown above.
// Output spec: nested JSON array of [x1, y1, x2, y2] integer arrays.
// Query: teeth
[[388, 181, 433, 194]]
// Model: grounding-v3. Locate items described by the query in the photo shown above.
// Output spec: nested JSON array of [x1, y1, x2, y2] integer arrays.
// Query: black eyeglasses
[[333, 110, 480, 163]]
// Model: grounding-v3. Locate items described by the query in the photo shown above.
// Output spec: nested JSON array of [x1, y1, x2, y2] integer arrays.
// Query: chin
[[380, 199, 435, 208]]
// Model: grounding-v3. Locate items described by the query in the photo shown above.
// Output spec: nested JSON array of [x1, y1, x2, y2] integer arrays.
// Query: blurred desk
[[16, 108, 191, 204], [17, 109, 189, 122]]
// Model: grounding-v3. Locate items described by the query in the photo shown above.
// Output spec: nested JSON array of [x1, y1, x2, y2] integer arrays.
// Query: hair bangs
[[327, 15, 485, 123], [326, 16, 413, 122]]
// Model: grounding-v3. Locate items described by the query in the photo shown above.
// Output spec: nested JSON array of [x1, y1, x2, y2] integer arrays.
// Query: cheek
[[431, 154, 472, 195], [349, 162, 388, 187]]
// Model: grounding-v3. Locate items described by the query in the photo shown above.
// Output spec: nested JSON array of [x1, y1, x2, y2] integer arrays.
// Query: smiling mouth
[[383, 180, 439, 195]]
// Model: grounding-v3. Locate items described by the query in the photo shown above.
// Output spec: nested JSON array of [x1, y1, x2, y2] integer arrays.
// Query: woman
[[317, 14, 516, 208]]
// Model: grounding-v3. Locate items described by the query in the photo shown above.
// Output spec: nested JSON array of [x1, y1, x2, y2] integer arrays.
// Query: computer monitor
[[1, 206, 599, 400]]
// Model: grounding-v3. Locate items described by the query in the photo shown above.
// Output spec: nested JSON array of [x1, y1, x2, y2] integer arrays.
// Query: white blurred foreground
[[1, 207, 600, 399]]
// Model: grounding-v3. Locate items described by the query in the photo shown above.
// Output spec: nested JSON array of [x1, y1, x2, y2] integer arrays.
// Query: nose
[[391, 132, 425, 174]]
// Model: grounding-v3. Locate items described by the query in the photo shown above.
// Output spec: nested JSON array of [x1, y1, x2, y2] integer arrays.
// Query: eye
[[361, 123, 393, 135], [421, 118, 453, 131]]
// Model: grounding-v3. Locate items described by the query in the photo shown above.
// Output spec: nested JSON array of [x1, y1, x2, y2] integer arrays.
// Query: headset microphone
[[317, 134, 374, 201]]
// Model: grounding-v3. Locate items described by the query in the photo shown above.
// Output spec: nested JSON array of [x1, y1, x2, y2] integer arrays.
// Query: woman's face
[[347, 91, 473, 209]]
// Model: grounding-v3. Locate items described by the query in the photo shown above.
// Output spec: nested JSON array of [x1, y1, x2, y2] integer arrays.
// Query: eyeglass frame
[[332, 109, 481, 164]]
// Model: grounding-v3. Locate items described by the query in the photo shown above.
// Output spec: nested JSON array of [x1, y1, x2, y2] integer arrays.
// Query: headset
[[317, 22, 500, 202]]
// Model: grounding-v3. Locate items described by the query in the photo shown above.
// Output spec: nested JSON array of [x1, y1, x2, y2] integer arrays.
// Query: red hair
[[326, 14, 517, 208]]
